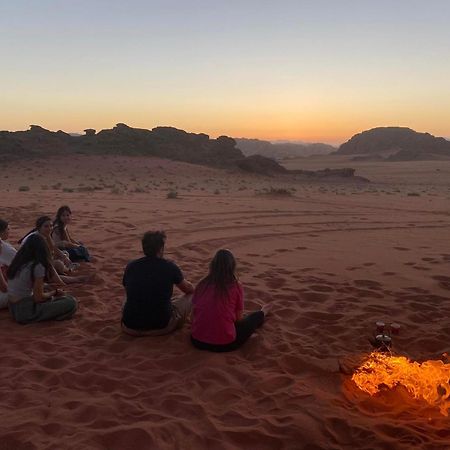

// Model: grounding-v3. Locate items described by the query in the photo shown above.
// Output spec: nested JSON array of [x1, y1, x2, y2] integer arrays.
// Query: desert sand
[[1, 155, 449, 450]]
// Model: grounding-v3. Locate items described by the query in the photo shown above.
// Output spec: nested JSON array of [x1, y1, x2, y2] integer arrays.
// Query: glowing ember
[[352, 352, 450, 416]]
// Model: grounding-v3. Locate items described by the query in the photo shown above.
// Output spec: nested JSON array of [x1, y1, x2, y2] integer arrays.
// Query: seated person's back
[[121, 230, 193, 333], [191, 280, 243, 345], [122, 255, 183, 329]]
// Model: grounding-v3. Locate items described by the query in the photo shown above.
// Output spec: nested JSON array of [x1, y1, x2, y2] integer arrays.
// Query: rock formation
[[0, 124, 363, 179], [235, 138, 335, 159], [337, 127, 450, 160]]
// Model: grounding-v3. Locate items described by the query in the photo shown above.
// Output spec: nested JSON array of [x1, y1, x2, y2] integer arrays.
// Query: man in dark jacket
[[121, 230, 194, 336]]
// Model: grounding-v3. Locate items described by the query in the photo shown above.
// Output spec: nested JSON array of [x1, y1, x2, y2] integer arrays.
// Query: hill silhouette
[[0, 124, 363, 179], [337, 127, 450, 161], [235, 138, 335, 159]]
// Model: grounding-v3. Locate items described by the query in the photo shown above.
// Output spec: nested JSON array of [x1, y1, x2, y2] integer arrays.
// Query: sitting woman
[[52, 206, 90, 262], [191, 249, 269, 352], [19, 216, 74, 276], [7, 233, 77, 324]]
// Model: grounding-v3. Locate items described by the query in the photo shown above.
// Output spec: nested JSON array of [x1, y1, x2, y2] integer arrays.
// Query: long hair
[[197, 249, 238, 298], [53, 206, 71, 241], [8, 233, 52, 282], [0, 219, 8, 235], [18, 216, 52, 244]]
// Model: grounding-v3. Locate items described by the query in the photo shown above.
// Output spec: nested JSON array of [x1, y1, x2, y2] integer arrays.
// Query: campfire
[[352, 352, 450, 416]]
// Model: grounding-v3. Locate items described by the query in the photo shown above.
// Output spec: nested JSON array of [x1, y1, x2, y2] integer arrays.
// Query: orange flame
[[352, 352, 450, 416]]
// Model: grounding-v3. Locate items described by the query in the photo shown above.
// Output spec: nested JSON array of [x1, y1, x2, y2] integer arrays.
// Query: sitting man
[[0, 219, 17, 309], [121, 230, 194, 336]]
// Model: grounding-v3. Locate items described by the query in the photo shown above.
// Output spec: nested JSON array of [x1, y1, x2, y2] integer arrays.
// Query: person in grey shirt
[[7, 234, 78, 324]]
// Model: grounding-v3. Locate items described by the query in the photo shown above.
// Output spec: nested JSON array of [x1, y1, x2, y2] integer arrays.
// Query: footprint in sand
[[301, 292, 330, 303], [353, 279, 382, 290], [431, 275, 450, 290], [307, 284, 334, 293], [402, 287, 430, 295], [300, 267, 316, 273], [265, 277, 286, 289], [303, 310, 344, 321]]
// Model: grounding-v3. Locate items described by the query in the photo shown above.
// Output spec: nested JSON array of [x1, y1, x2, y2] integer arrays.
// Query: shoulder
[[125, 256, 146, 270], [163, 258, 181, 269], [34, 263, 46, 277], [21, 232, 36, 245], [0, 240, 16, 259]]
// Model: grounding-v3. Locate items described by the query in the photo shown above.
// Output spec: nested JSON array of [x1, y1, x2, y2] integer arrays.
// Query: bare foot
[[261, 304, 271, 317], [62, 273, 95, 284]]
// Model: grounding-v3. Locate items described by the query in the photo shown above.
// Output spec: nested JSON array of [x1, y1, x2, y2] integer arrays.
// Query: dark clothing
[[122, 256, 183, 330], [67, 245, 90, 262], [191, 311, 264, 352]]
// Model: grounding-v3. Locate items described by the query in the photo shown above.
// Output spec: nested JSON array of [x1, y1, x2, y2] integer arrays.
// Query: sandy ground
[[0, 155, 449, 450]]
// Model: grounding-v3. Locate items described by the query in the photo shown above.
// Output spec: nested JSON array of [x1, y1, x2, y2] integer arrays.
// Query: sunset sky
[[1, 0, 449, 144]]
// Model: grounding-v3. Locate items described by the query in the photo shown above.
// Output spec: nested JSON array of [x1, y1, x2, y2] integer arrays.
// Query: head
[[0, 219, 9, 240], [55, 206, 72, 225], [200, 249, 237, 297], [209, 249, 236, 281], [54, 206, 72, 239], [142, 231, 166, 257], [7, 233, 52, 281], [36, 216, 53, 237]]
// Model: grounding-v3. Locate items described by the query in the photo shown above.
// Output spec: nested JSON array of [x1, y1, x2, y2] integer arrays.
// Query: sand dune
[[1, 155, 449, 449]]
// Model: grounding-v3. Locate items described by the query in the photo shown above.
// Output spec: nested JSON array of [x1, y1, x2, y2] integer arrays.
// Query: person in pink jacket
[[191, 249, 269, 352]]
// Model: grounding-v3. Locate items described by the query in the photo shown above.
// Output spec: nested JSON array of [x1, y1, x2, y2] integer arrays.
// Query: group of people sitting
[[0, 209, 268, 352], [0, 206, 91, 323]]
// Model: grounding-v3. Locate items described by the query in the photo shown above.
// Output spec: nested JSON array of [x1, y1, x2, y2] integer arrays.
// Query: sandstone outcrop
[[337, 127, 450, 160], [0, 124, 363, 179]]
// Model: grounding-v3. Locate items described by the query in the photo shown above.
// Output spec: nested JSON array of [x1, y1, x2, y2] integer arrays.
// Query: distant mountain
[[0, 123, 250, 168], [235, 138, 335, 159], [337, 127, 450, 161], [0, 124, 366, 180]]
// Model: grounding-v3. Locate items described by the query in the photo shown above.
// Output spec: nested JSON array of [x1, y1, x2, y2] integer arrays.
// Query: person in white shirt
[[0, 219, 17, 309]]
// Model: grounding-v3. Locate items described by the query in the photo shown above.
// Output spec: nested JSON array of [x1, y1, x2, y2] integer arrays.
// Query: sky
[[1, 0, 449, 144]]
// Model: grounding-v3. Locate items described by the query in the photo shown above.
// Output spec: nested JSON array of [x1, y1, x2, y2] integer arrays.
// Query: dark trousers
[[191, 310, 265, 352]]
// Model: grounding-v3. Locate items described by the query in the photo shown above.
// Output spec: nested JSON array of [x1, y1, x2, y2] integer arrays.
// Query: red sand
[[1, 155, 449, 449]]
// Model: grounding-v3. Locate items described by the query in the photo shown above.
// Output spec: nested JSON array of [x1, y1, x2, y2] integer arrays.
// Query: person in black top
[[121, 230, 194, 336]]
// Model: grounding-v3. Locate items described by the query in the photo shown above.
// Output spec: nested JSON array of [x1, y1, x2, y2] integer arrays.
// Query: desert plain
[[0, 154, 449, 450]]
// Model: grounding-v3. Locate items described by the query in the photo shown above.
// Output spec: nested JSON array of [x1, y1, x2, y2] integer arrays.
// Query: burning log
[[352, 352, 450, 416]]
